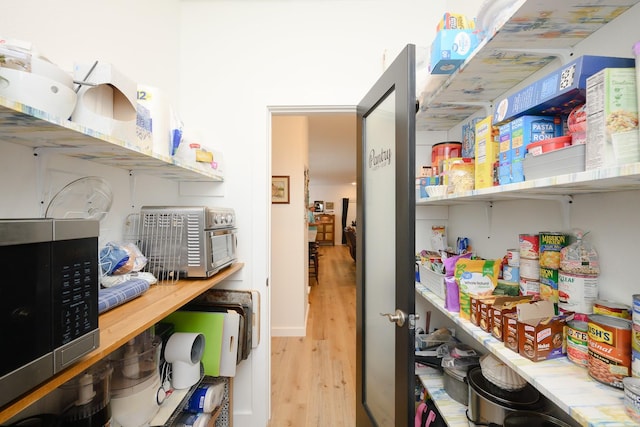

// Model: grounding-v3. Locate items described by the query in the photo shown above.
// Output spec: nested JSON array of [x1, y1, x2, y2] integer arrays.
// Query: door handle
[[380, 309, 406, 327], [380, 310, 420, 328]]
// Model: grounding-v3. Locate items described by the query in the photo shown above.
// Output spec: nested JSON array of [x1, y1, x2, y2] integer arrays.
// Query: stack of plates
[[479, 353, 527, 391]]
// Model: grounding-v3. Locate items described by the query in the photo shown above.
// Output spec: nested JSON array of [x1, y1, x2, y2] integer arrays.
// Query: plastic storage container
[[431, 141, 462, 175]]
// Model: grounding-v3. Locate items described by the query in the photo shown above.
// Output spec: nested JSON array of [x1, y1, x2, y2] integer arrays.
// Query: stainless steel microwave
[[0, 219, 100, 407]]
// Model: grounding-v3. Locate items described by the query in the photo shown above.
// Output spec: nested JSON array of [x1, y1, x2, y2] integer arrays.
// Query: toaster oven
[[138, 206, 237, 280]]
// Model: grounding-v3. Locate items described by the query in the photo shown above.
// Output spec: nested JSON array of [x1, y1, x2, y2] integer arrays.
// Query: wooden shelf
[[416, 282, 635, 427], [0, 263, 243, 424], [0, 97, 223, 182], [416, 0, 640, 131]]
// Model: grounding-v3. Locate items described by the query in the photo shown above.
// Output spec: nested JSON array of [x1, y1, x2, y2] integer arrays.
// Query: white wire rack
[[123, 212, 185, 284]]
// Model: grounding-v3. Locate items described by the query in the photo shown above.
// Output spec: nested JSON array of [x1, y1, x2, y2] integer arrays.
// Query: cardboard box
[[436, 12, 475, 31], [493, 55, 635, 125], [509, 115, 563, 183], [490, 296, 534, 341], [430, 29, 480, 75], [470, 295, 494, 327], [72, 62, 139, 147], [523, 144, 585, 181], [474, 116, 499, 189], [517, 300, 574, 362], [585, 68, 640, 170], [461, 116, 482, 158], [498, 122, 512, 185], [504, 312, 519, 352]]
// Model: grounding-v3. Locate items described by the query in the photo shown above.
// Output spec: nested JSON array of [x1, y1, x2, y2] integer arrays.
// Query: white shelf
[[417, 366, 468, 427], [416, 283, 636, 427], [416, 0, 640, 131], [416, 162, 640, 206], [0, 96, 223, 182]]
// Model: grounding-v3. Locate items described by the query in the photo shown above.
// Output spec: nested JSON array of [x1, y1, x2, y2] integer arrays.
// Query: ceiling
[[307, 113, 358, 186]]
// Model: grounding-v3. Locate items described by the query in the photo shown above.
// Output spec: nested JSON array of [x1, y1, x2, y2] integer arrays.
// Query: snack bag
[[455, 259, 500, 320]]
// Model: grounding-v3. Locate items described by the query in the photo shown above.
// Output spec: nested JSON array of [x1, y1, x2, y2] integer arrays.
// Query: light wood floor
[[269, 244, 357, 427]]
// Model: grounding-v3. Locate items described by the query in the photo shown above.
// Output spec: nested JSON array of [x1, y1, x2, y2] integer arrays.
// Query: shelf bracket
[[33, 147, 52, 217], [129, 171, 138, 211], [485, 201, 493, 239], [496, 193, 573, 229], [498, 48, 574, 65]]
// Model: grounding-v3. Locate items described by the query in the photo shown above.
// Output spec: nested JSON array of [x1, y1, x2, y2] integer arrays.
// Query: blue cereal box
[[510, 115, 563, 182], [430, 29, 480, 75], [461, 117, 482, 158], [493, 55, 635, 125], [498, 122, 512, 185]]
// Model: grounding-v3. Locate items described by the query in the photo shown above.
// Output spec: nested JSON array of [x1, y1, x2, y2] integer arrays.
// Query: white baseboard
[[270, 303, 310, 337]]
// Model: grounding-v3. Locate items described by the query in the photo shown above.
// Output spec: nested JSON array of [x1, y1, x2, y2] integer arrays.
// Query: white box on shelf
[[419, 264, 446, 299], [585, 67, 640, 170], [523, 144, 585, 180]]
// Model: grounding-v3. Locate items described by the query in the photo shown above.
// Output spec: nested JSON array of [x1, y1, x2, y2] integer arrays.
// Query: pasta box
[[517, 300, 574, 362], [510, 115, 563, 183], [493, 55, 635, 125]]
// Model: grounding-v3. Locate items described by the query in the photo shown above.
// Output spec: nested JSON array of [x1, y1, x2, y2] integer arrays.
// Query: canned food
[[506, 249, 520, 267], [634, 349, 640, 378], [519, 258, 540, 280], [587, 314, 632, 389], [634, 294, 640, 326], [593, 300, 631, 319], [503, 265, 519, 282], [558, 272, 598, 314], [623, 377, 640, 423], [634, 323, 640, 353], [539, 267, 559, 308], [519, 278, 540, 297], [539, 232, 568, 269], [519, 234, 539, 260], [566, 320, 589, 367]]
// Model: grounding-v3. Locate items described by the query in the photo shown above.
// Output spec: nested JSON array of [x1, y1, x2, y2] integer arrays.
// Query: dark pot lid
[[503, 411, 572, 427], [467, 367, 542, 409]]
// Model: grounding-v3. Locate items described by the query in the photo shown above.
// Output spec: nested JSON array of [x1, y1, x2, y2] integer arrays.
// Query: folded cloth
[[98, 278, 151, 314]]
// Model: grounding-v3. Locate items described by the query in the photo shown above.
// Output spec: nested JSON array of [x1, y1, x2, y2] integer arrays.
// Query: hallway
[[269, 244, 357, 427]]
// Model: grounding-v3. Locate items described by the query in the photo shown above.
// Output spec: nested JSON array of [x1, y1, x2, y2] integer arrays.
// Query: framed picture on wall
[[272, 176, 290, 204], [325, 202, 334, 211]]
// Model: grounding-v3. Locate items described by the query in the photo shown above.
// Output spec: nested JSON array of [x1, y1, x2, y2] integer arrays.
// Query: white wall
[[309, 183, 357, 244], [271, 116, 309, 336]]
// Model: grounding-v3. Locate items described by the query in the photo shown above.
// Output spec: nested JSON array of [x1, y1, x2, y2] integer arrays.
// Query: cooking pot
[[443, 366, 470, 405], [466, 367, 544, 426], [502, 411, 574, 427]]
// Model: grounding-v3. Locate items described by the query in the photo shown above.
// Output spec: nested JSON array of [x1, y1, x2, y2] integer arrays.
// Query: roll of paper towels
[[137, 84, 172, 159]]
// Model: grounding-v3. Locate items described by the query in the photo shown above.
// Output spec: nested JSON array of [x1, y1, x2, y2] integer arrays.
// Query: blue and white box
[[430, 29, 480, 75], [493, 55, 635, 125], [510, 115, 562, 182]]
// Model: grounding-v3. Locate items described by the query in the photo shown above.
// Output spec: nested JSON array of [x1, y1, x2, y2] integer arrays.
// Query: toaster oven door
[[209, 228, 237, 274]]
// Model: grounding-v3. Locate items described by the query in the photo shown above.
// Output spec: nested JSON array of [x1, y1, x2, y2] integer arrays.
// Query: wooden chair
[[344, 227, 356, 261], [309, 241, 319, 283]]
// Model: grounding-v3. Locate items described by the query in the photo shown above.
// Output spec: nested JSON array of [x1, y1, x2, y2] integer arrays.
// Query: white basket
[[419, 264, 446, 299]]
